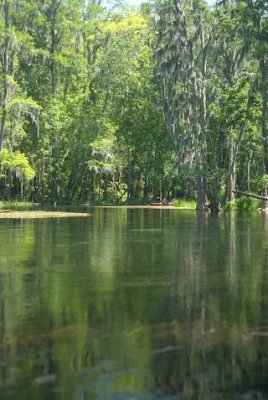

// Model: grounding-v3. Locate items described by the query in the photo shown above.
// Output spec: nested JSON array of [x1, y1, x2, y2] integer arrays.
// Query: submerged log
[[232, 190, 268, 201]]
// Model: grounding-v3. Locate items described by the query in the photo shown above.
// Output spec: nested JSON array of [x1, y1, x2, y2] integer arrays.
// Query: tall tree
[[155, 0, 213, 209]]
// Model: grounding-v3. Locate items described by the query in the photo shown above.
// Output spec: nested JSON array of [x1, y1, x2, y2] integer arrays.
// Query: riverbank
[[0, 197, 265, 215], [0, 210, 90, 219]]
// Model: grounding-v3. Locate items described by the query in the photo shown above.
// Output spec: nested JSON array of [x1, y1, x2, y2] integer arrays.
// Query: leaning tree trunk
[[233, 190, 268, 210]]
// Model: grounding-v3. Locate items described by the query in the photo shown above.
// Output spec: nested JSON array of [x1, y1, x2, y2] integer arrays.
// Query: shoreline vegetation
[[0, 197, 266, 218]]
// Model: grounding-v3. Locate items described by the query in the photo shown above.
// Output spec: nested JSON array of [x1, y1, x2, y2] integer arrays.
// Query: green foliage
[[235, 197, 262, 212], [0, 150, 35, 181], [172, 199, 197, 209], [0, 201, 39, 210], [0, 0, 267, 205], [224, 200, 236, 210], [251, 174, 268, 193]]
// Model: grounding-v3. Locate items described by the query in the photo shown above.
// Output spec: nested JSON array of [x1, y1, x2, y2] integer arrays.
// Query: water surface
[[0, 208, 268, 399]]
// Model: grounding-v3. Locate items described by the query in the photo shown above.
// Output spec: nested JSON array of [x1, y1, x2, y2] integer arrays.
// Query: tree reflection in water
[[0, 209, 268, 399]]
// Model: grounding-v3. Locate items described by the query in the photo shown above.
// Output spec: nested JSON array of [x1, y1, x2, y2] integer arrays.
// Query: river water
[[0, 208, 268, 399]]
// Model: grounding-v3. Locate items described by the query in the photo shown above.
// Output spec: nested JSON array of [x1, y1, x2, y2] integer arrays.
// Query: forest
[[0, 0, 268, 210]]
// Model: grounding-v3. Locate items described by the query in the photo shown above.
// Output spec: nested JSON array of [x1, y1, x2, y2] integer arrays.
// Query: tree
[[155, 0, 213, 209]]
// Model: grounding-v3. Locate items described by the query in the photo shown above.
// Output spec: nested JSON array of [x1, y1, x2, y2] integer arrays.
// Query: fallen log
[[232, 190, 268, 201]]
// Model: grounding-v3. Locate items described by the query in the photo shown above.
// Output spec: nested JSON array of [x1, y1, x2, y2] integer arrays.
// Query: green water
[[0, 208, 268, 399]]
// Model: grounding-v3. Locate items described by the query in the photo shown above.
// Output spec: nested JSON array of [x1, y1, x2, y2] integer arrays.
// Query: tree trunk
[[196, 151, 208, 211], [127, 164, 135, 200], [232, 190, 268, 201], [48, 0, 62, 203], [261, 54, 268, 174], [247, 158, 251, 192], [51, 133, 58, 203], [51, 18, 57, 96], [48, 0, 62, 96], [226, 137, 235, 202], [0, 0, 10, 151]]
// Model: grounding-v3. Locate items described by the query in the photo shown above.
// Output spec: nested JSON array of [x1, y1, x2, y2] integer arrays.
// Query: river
[[0, 208, 268, 399]]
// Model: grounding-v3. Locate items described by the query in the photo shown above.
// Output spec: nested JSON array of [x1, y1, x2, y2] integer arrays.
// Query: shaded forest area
[[0, 0, 268, 209]]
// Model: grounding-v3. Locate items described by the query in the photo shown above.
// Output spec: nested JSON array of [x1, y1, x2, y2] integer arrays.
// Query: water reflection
[[0, 209, 268, 399]]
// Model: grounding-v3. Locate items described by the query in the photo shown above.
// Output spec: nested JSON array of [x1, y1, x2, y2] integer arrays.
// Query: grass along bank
[[0, 201, 40, 210]]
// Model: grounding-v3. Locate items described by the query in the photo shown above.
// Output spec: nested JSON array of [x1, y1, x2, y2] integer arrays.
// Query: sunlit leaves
[[104, 14, 147, 34], [0, 149, 35, 180]]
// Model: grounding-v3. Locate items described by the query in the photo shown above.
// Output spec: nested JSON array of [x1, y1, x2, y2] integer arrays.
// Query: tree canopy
[[0, 0, 267, 207]]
